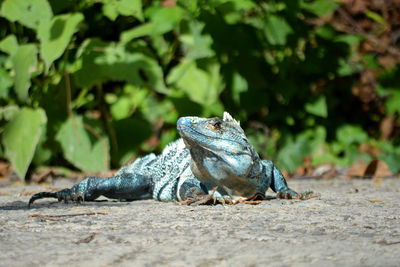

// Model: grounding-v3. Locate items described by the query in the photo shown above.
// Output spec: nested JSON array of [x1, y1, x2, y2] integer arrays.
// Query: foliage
[[0, 0, 399, 180]]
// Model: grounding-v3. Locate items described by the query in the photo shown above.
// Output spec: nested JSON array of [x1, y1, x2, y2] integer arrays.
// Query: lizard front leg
[[260, 160, 319, 200], [261, 160, 299, 199], [28, 174, 152, 207]]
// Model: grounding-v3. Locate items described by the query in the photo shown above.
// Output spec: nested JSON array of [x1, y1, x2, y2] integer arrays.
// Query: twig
[[64, 72, 109, 169], [336, 6, 400, 58], [63, 49, 82, 145], [375, 240, 400, 246], [291, 174, 399, 179], [29, 212, 108, 221], [336, 6, 363, 34], [96, 83, 118, 165], [64, 70, 73, 118]]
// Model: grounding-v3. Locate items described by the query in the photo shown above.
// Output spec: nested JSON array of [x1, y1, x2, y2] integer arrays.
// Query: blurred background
[[0, 0, 399, 183]]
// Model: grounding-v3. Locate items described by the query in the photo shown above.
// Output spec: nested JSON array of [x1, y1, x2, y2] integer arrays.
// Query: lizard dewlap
[[29, 112, 299, 207]]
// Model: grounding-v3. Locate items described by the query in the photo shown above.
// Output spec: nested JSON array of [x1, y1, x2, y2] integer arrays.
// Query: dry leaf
[[365, 159, 392, 177], [347, 159, 368, 177]]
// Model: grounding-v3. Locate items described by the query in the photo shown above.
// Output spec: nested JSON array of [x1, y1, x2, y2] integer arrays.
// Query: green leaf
[[140, 95, 176, 124], [379, 153, 400, 174], [167, 60, 223, 105], [179, 21, 215, 60], [277, 136, 312, 173], [102, 0, 143, 21], [376, 86, 400, 115], [305, 96, 328, 118], [361, 54, 380, 69], [72, 39, 108, 87], [385, 91, 400, 115], [264, 15, 293, 45], [32, 127, 52, 166], [111, 97, 132, 120], [213, 0, 256, 24], [334, 34, 364, 47], [337, 58, 360, 76], [0, 0, 53, 30], [231, 72, 248, 105], [120, 23, 155, 43], [120, 6, 184, 43], [0, 35, 18, 55], [364, 10, 387, 26], [0, 68, 13, 99], [110, 84, 147, 120], [112, 118, 152, 165], [56, 115, 109, 172], [201, 101, 225, 117], [315, 25, 336, 40], [73, 39, 166, 92], [278, 126, 327, 171], [0, 105, 19, 121], [47, 0, 75, 14], [148, 6, 185, 33], [11, 44, 37, 101], [336, 125, 368, 145], [38, 13, 83, 70], [301, 0, 338, 16], [2, 108, 47, 180]]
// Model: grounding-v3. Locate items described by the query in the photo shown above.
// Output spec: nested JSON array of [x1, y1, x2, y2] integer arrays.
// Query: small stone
[[311, 227, 326, 235], [343, 215, 351, 221]]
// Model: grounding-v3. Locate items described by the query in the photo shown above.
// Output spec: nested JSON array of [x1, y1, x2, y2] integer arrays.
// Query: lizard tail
[[28, 192, 59, 208]]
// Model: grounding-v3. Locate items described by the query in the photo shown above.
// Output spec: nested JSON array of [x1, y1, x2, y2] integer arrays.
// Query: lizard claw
[[179, 187, 228, 206], [233, 199, 263, 205], [232, 193, 265, 205], [277, 189, 320, 200], [181, 194, 216, 206], [28, 188, 83, 208], [297, 190, 320, 200], [276, 189, 299, 199], [211, 189, 233, 205]]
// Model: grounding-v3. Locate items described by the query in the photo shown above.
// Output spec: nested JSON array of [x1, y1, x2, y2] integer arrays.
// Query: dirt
[[1, 177, 399, 266]]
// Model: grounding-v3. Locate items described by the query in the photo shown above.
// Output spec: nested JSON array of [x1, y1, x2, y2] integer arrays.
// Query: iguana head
[[177, 112, 262, 197]]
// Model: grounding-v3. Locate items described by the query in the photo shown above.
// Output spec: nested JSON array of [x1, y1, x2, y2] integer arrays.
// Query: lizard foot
[[28, 188, 84, 208], [180, 194, 215, 205], [297, 190, 320, 200], [276, 189, 298, 199], [179, 187, 227, 206], [233, 193, 265, 205], [277, 189, 320, 200]]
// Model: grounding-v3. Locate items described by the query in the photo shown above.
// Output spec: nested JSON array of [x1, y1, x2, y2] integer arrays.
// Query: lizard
[[29, 112, 311, 207]]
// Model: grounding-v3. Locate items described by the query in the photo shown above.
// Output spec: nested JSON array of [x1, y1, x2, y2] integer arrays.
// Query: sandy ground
[[0, 177, 399, 267]]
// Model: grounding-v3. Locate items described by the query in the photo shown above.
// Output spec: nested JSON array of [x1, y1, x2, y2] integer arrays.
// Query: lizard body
[[29, 112, 299, 206]]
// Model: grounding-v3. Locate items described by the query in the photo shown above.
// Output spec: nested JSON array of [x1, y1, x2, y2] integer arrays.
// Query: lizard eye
[[212, 119, 222, 130]]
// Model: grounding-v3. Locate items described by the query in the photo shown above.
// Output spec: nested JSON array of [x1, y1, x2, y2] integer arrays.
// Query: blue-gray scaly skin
[[28, 112, 298, 207]]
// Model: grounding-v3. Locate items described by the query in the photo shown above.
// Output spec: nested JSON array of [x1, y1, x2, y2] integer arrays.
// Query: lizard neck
[[189, 148, 260, 198]]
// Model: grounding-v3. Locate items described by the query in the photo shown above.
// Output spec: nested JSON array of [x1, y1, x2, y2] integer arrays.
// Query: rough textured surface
[[29, 112, 298, 206], [1, 177, 399, 266]]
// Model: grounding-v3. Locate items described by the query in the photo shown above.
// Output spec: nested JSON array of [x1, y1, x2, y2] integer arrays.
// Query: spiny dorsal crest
[[223, 111, 240, 126]]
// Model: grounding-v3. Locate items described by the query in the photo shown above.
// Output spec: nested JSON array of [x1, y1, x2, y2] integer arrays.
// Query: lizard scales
[[29, 112, 298, 206]]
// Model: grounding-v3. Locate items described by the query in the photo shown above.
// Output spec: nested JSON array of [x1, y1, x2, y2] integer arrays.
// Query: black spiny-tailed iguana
[[29, 112, 312, 207]]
